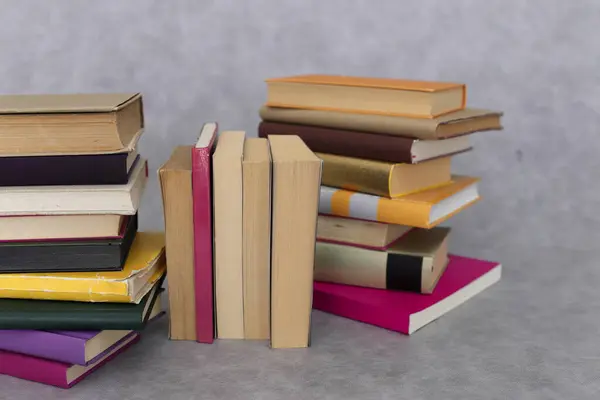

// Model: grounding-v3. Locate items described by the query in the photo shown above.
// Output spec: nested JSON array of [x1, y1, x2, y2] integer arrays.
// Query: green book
[[0, 276, 165, 330]]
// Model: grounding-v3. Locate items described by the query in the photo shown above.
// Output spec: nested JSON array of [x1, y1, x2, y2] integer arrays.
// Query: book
[[317, 153, 452, 198], [212, 131, 246, 339], [317, 215, 412, 250], [259, 106, 503, 140], [0, 293, 162, 365], [313, 254, 502, 334], [191, 122, 218, 344], [0, 214, 137, 273], [0, 93, 143, 155], [265, 74, 466, 118], [0, 158, 148, 216], [0, 332, 140, 389], [0, 150, 139, 186], [158, 146, 197, 341], [319, 175, 480, 228], [315, 227, 450, 294], [268, 135, 322, 349], [242, 138, 272, 340], [0, 232, 166, 303], [258, 122, 472, 164], [0, 278, 164, 330], [0, 214, 125, 242]]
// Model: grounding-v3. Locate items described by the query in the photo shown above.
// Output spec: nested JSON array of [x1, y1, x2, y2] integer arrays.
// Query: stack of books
[[159, 124, 322, 348], [0, 93, 167, 388], [259, 74, 503, 335]]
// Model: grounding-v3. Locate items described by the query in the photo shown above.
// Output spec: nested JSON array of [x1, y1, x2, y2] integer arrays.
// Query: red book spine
[[191, 137, 217, 344]]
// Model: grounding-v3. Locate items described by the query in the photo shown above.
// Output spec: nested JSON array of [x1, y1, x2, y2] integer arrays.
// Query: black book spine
[[385, 253, 423, 293]]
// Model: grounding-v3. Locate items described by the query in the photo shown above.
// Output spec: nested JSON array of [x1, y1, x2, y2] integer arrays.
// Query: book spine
[[0, 331, 86, 365], [0, 349, 68, 388], [258, 122, 414, 164], [317, 153, 392, 197], [385, 254, 423, 293], [191, 147, 215, 344]]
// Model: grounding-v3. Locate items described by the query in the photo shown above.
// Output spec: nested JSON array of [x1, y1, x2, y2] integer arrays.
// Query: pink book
[[191, 122, 218, 343], [313, 254, 501, 335], [0, 333, 139, 389]]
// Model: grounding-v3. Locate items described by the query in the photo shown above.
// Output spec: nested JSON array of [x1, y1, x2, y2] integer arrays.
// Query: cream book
[[0, 158, 148, 216]]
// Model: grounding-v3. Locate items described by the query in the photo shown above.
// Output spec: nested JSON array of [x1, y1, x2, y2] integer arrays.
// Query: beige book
[[259, 106, 503, 140], [317, 215, 412, 249], [158, 146, 197, 341], [317, 153, 452, 198], [315, 227, 450, 294], [213, 131, 246, 339], [0, 93, 143, 156], [242, 138, 272, 340], [268, 135, 322, 349]]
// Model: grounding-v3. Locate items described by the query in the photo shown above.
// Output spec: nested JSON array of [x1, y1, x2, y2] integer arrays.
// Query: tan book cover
[[242, 138, 272, 340], [317, 153, 452, 198], [212, 131, 246, 339], [158, 146, 197, 341], [0, 93, 143, 156], [265, 74, 466, 118], [268, 135, 322, 349], [259, 106, 502, 140]]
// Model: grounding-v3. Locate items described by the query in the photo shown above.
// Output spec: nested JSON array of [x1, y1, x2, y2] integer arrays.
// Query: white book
[[0, 158, 148, 216]]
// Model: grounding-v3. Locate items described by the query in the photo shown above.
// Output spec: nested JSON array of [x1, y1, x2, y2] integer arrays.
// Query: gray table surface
[[2, 244, 598, 400]]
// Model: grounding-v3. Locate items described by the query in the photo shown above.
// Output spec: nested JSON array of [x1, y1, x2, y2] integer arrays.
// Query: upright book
[[0, 93, 144, 155], [242, 138, 272, 340], [191, 122, 218, 344], [0, 158, 148, 216], [313, 255, 502, 334], [212, 131, 246, 339], [159, 146, 197, 341], [265, 75, 466, 118], [268, 135, 322, 348]]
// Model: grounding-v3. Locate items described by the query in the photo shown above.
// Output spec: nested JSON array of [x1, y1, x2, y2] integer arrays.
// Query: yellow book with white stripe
[[319, 175, 480, 228], [0, 232, 166, 303]]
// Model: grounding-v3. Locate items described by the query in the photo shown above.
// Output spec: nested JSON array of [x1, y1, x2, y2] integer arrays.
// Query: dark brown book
[[258, 122, 472, 164]]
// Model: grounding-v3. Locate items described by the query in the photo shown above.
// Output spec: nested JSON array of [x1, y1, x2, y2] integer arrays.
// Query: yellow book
[[0, 232, 166, 303]]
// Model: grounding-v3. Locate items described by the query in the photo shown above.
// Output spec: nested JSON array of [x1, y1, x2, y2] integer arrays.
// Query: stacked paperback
[[0, 93, 166, 388], [260, 74, 503, 334], [159, 124, 322, 348]]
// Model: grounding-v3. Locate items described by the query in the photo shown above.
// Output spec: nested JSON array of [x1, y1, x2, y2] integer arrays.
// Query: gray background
[[1, 1, 598, 399]]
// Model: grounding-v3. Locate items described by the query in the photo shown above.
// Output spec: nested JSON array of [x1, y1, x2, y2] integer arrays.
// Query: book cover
[[0, 214, 137, 273], [319, 176, 480, 228], [191, 122, 218, 344], [313, 254, 502, 334], [0, 333, 140, 389], [0, 232, 166, 303], [259, 106, 503, 140], [0, 279, 164, 330], [258, 122, 472, 164]]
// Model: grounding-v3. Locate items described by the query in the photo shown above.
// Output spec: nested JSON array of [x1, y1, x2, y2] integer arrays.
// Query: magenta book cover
[[0, 333, 140, 389], [313, 254, 501, 334]]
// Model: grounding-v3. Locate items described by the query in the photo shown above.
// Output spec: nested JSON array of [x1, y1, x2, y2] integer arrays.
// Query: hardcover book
[[0, 292, 163, 364], [159, 146, 198, 341], [265, 75, 466, 118], [317, 153, 452, 198], [191, 122, 218, 343], [0, 214, 137, 273], [315, 227, 450, 294], [0, 279, 164, 330], [0, 150, 139, 186], [313, 255, 502, 334], [0, 232, 166, 303], [258, 121, 472, 164], [259, 106, 503, 140], [0, 333, 140, 389], [268, 135, 322, 349], [0, 93, 144, 155], [0, 158, 148, 216], [319, 176, 480, 228]]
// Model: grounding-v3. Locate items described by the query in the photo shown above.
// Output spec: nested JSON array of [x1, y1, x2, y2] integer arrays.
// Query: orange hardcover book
[[265, 74, 466, 119], [319, 176, 480, 228]]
